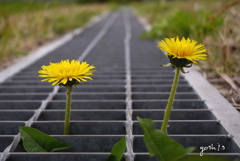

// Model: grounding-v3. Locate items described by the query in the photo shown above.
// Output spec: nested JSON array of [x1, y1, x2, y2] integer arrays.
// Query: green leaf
[[178, 155, 231, 161], [106, 136, 126, 161], [19, 126, 72, 152], [137, 117, 195, 161]]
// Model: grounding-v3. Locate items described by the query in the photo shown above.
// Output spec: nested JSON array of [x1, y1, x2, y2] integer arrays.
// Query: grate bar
[[124, 9, 134, 161]]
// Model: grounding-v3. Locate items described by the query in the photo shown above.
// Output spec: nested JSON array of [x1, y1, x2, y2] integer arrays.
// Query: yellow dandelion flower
[[158, 37, 207, 65], [38, 59, 96, 86]]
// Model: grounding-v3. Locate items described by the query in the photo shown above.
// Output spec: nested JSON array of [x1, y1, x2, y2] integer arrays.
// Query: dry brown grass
[[0, 3, 109, 70]]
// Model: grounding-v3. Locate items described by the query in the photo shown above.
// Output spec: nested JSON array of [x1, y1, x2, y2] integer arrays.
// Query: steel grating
[[0, 9, 240, 161]]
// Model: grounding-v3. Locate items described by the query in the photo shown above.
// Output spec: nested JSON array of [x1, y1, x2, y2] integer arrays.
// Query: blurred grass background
[[132, 0, 240, 78], [0, 1, 111, 69], [0, 1, 66, 15], [0, 0, 143, 69]]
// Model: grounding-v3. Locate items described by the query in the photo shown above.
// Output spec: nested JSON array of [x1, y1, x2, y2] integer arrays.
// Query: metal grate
[[0, 9, 240, 161]]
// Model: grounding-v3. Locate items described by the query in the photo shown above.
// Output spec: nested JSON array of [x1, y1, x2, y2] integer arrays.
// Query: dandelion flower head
[[158, 37, 207, 64], [39, 59, 96, 86]]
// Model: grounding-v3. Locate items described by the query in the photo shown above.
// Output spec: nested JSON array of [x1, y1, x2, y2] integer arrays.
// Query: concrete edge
[[135, 13, 240, 150], [184, 67, 240, 149], [0, 11, 110, 84]]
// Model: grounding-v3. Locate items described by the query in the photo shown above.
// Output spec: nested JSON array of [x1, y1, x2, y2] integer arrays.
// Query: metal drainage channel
[[0, 9, 239, 161]]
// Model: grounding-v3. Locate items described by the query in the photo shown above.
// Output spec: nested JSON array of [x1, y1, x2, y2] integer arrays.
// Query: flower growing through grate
[[157, 37, 207, 133], [39, 59, 96, 135], [158, 37, 207, 73]]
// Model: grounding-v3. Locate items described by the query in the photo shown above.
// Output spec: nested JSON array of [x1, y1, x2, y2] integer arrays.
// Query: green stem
[[64, 85, 72, 135], [161, 68, 180, 133]]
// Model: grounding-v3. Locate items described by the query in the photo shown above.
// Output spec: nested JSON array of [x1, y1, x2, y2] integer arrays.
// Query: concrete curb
[[184, 67, 240, 148]]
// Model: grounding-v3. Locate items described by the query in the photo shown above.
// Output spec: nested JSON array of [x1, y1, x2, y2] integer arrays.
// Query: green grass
[[0, 1, 73, 15], [133, 0, 240, 76]]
